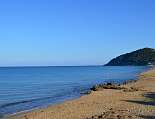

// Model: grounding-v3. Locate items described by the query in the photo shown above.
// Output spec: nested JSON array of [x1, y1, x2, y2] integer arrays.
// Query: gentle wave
[[0, 87, 85, 109], [0, 94, 63, 108]]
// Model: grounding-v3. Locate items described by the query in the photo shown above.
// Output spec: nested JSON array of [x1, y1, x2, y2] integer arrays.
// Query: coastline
[[7, 67, 155, 119]]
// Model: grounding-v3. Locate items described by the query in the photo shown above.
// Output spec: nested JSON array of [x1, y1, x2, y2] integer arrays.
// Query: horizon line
[[0, 65, 104, 68]]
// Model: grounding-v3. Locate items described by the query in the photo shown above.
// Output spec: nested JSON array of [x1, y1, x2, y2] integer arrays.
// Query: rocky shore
[[7, 68, 155, 119]]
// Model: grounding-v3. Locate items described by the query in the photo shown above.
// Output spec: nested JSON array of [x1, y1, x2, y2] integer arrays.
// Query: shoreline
[[7, 67, 155, 119], [3, 67, 148, 117], [3, 68, 145, 117], [5, 96, 80, 118]]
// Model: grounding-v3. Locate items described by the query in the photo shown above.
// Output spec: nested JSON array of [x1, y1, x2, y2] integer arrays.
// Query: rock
[[107, 82, 112, 85], [90, 83, 125, 91], [123, 80, 137, 85], [98, 115, 103, 118]]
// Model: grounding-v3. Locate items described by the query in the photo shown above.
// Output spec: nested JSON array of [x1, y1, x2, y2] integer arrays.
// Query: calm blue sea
[[0, 66, 149, 115]]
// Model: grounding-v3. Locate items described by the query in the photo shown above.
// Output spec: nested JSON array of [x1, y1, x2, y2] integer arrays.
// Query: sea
[[0, 66, 149, 116]]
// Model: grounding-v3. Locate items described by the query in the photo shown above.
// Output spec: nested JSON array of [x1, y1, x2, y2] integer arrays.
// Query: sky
[[0, 0, 155, 66]]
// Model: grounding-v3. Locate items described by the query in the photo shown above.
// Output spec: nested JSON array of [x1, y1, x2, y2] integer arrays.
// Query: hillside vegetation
[[105, 48, 155, 66]]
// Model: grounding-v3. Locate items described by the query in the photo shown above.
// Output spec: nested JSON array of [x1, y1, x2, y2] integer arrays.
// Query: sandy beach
[[7, 68, 155, 119]]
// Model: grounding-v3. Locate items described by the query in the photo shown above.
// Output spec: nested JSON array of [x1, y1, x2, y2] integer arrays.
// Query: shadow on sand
[[123, 92, 155, 119], [123, 92, 155, 106], [139, 115, 155, 119]]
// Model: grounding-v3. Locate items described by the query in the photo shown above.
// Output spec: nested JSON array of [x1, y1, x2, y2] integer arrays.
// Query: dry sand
[[7, 68, 155, 119]]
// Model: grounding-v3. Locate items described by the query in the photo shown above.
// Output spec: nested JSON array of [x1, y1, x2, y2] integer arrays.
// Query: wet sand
[[7, 68, 155, 119]]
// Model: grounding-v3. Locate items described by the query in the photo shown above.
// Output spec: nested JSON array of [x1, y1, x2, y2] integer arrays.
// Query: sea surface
[[0, 66, 149, 115]]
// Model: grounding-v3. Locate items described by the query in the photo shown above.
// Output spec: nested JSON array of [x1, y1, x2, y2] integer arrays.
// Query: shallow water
[[0, 66, 149, 115]]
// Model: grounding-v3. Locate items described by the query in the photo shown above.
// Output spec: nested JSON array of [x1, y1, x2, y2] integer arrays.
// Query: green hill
[[105, 48, 155, 66]]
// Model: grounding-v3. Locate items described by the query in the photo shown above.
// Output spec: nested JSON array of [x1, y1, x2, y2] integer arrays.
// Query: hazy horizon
[[0, 0, 155, 66]]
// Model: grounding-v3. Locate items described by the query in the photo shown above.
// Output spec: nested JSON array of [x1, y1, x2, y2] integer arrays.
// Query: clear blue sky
[[0, 0, 155, 66]]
